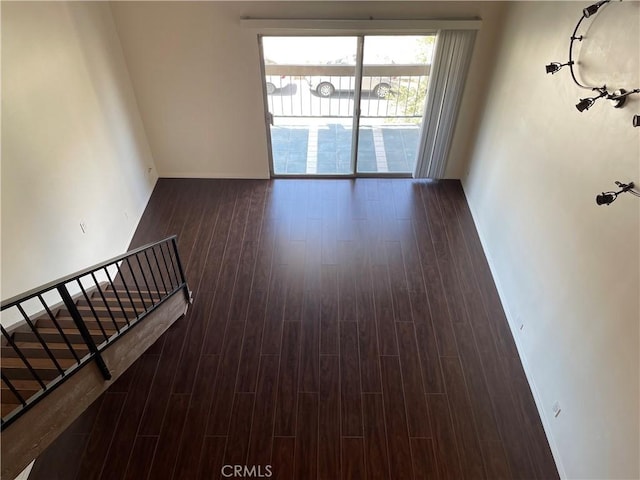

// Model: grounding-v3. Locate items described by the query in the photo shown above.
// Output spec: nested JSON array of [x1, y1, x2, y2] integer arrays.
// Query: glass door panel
[[356, 35, 436, 174], [262, 37, 358, 175]]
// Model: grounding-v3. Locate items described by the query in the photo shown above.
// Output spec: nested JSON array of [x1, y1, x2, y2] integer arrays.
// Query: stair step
[[8, 341, 89, 352], [2, 345, 88, 360], [35, 326, 119, 339], [1, 380, 44, 409], [13, 328, 117, 345], [108, 291, 167, 304], [2, 356, 77, 381], [2, 371, 74, 385], [1, 378, 45, 392], [1, 285, 173, 411], [55, 306, 145, 321], [2, 368, 57, 381], [76, 295, 147, 310], [106, 288, 161, 297], [1, 383, 41, 403], [38, 316, 129, 330], [52, 315, 133, 330], [2, 402, 21, 418], [2, 357, 77, 371], [72, 305, 136, 319]]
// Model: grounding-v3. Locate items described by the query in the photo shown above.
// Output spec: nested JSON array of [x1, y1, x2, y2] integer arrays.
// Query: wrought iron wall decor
[[546, 0, 640, 127]]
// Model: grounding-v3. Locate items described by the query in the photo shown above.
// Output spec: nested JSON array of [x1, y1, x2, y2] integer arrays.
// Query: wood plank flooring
[[28, 179, 558, 480]]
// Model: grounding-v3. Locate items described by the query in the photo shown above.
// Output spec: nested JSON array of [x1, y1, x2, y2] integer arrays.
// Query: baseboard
[[157, 172, 270, 180], [460, 181, 567, 479]]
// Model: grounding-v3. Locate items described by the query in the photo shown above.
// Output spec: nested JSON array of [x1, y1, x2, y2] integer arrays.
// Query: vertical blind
[[414, 29, 477, 179]]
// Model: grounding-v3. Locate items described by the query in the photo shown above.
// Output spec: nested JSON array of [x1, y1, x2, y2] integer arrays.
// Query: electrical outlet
[[552, 401, 562, 418], [79, 221, 87, 234]]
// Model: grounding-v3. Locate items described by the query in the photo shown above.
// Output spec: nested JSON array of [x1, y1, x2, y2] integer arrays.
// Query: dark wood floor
[[29, 179, 558, 480]]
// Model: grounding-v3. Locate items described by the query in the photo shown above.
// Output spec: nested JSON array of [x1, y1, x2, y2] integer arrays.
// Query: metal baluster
[[309, 77, 313, 116], [143, 250, 162, 302], [125, 256, 149, 311], [382, 80, 398, 118], [37, 294, 80, 364], [380, 76, 386, 117], [415, 76, 423, 117], [297, 78, 302, 116], [114, 261, 140, 319], [168, 241, 182, 288], [328, 77, 332, 117], [159, 242, 177, 290], [151, 246, 169, 294], [76, 280, 109, 342], [1, 325, 47, 390], [57, 285, 111, 380], [104, 267, 130, 327], [1, 373, 26, 407], [172, 237, 191, 303], [167, 241, 183, 289], [392, 76, 397, 117], [339, 77, 343, 117], [134, 254, 155, 306], [289, 77, 293, 116], [405, 76, 412, 116], [90, 273, 120, 335], [15, 304, 65, 376], [0, 235, 195, 421], [280, 86, 284, 117], [376, 77, 381, 117]]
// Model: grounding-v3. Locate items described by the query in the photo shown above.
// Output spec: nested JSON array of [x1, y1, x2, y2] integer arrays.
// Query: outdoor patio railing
[[265, 64, 430, 119]]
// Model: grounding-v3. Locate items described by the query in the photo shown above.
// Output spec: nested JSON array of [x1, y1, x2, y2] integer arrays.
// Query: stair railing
[[0, 236, 189, 430]]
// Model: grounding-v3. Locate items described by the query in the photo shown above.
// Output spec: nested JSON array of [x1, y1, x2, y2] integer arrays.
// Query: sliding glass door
[[357, 36, 434, 174], [260, 34, 435, 176], [261, 36, 358, 175]]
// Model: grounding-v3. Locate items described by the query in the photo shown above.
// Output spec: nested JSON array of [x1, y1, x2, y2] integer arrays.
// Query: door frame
[[259, 34, 369, 178], [249, 19, 481, 178]]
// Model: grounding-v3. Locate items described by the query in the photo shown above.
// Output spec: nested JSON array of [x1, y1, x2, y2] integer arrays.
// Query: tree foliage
[[387, 36, 434, 124]]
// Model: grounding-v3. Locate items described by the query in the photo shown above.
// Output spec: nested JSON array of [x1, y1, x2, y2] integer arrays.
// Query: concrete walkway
[[271, 123, 419, 175]]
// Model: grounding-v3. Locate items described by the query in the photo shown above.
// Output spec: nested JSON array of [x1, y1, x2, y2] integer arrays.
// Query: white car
[[306, 75, 396, 98], [305, 55, 397, 98], [265, 75, 291, 95]]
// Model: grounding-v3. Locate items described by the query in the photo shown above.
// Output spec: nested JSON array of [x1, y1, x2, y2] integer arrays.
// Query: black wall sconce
[[546, 0, 640, 127], [596, 181, 640, 205]]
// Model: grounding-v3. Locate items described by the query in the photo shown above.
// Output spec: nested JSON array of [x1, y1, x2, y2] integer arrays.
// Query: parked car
[[264, 58, 291, 95], [305, 55, 398, 98], [265, 75, 290, 94], [306, 76, 396, 98]]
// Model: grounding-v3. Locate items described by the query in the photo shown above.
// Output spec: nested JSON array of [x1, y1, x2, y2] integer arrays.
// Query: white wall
[[109, 1, 507, 179], [2, 2, 157, 309], [464, 2, 639, 478]]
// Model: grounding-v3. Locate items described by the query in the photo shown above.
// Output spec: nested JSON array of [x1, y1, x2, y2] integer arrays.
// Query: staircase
[[2, 285, 156, 418], [0, 236, 191, 480]]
